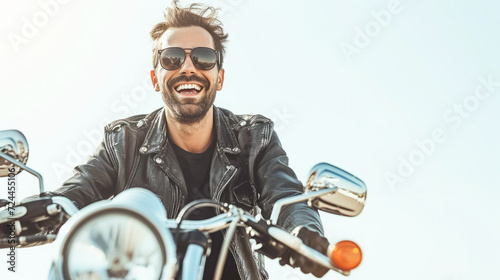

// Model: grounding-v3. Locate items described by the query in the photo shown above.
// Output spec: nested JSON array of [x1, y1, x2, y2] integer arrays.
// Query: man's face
[[151, 26, 224, 124]]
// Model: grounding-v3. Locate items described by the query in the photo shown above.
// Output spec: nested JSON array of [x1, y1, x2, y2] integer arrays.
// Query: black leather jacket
[[52, 106, 324, 280]]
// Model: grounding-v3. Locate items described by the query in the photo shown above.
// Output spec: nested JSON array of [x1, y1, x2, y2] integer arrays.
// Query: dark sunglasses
[[157, 47, 219, 71]]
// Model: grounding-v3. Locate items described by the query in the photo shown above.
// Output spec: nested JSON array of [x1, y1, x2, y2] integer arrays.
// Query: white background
[[1, 0, 499, 279]]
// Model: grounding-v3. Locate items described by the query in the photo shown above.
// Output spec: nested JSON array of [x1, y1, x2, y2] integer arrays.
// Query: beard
[[161, 75, 216, 124]]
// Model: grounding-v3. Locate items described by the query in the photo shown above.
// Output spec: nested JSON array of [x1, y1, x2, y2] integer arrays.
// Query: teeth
[[175, 84, 202, 91]]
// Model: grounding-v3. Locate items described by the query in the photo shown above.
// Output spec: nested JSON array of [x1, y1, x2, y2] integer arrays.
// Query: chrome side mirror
[[0, 130, 45, 192], [0, 129, 29, 176], [305, 163, 366, 217], [270, 163, 366, 224]]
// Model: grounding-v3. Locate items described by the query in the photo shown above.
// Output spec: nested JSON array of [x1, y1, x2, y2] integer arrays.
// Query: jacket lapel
[[210, 106, 241, 203], [139, 107, 188, 200]]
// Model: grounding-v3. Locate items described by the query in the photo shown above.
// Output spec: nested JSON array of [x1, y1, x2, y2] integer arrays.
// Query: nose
[[179, 51, 197, 75]]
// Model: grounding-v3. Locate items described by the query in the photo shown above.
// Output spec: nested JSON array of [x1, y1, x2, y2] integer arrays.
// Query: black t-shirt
[[170, 137, 241, 280]]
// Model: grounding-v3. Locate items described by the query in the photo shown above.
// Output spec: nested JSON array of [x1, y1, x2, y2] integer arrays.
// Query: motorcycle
[[0, 129, 367, 279]]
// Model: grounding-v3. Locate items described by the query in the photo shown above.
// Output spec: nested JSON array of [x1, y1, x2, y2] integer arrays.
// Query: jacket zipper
[[214, 165, 237, 207]]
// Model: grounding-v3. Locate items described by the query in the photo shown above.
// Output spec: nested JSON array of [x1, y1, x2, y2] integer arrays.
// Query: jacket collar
[[139, 106, 241, 155]]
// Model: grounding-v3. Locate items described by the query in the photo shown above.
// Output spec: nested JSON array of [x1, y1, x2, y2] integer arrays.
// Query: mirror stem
[[0, 152, 45, 193], [269, 188, 337, 224]]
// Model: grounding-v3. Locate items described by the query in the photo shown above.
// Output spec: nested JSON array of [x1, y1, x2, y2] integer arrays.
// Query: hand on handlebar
[[0, 195, 70, 247], [279, 226, 330, 278]]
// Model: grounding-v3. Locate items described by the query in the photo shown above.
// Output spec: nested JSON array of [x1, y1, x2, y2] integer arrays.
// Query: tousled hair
[[150, 0, 228, 71]]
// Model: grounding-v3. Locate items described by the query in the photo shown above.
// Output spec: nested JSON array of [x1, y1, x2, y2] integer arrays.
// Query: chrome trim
[[0, 129, 29, 176], [0, 152, 45, 193], [0, 130, 46, 192], [182, 244, 205, 280], [305, 163, 367, 217], [269, 188, 336, 224], [165, 214, 240, 233], [51, 197, 79, 216], [46, 204, 61, 216]]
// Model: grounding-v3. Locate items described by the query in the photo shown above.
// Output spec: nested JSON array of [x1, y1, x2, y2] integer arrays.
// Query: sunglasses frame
[[157, 47, 220, 71]]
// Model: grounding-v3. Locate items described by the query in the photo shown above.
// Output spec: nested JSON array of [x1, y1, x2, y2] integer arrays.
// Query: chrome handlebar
[[165, 209, 349, 275]]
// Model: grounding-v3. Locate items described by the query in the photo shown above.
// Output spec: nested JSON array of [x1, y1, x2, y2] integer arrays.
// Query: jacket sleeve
[[253, 129, 324, 235], [50, 138, 117, 209]]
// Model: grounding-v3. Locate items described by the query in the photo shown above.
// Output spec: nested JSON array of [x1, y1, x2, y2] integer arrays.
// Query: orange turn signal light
[[330, 240, 362, 271]]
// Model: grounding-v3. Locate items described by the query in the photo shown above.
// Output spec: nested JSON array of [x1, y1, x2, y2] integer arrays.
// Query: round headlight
[[63, 210, 165, 280]]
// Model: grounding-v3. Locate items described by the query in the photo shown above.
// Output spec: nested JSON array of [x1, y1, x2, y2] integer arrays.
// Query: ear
[[150, 70, 160, 92], [216, 68, 225, 91]]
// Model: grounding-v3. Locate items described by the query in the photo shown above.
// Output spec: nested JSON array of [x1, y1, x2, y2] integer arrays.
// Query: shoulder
[[216, 107, 279, 155], [99, 108, 165, 153], [103, 108, 163, 133], [217, 106, 274, 130]]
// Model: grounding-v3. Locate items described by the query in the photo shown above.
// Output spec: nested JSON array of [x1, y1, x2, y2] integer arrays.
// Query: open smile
[[174, 83, 204, 95]]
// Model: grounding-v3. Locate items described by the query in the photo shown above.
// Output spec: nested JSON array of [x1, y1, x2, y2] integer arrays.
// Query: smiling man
[[151, 24, 222, 154], [36, 1, 328, 279]]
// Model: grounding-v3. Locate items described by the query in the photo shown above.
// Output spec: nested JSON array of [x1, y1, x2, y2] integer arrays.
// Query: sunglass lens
[[160, 48, 185, 70], [191, 48, 217, 70]]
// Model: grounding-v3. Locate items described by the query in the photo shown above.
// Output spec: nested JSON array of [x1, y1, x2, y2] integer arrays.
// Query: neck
[[165, 106, 215, 153]]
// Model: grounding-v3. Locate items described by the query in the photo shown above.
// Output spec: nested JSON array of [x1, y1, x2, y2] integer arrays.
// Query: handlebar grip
[[0, 199, 55, 224], [267, 227, 334, 267], [267, 226, 352, 275], [0, 198, 67, 247], [17, 198, 56, 221]]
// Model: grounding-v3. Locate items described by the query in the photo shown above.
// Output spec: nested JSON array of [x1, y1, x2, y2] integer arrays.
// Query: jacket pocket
[[231, 180, 257, 211]]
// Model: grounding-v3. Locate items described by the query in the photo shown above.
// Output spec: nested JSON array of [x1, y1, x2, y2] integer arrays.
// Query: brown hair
[[150, 0, 228, 71]]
